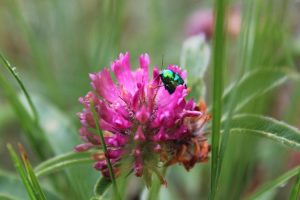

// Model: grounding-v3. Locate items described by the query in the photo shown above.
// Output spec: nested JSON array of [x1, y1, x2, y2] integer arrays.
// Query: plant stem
[[0, 54, 39, 125], [210, 0, 227, 199], [90, 100, 120, 200]]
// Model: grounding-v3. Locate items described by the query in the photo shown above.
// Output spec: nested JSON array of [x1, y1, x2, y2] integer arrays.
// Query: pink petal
[[106, 149, 123, 159], [134, 160, 143, 177], [94, 160, 107, 171], [90, 69, 119, 103], [111, 52, 136, 93], [134, 126, 146, 141], [136, 106, 150, 124], [153, 127, 168, 142], [74, 143, 94, 152], [153, 144, 162, 152], [167, 64, 187, 79]]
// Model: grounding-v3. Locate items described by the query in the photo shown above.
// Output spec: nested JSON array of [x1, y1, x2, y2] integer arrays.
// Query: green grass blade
[[29, 95, 98, 199], [222, 68, 300, 113], [289, 167, 300, 200], [207, 68, 300, 114], [0, 57, 50, 159], [90, 100, 120, 200], [247, 166, 300, 200], [0, 54, 39, 124], [17, 144, 47, 200], [7, 144, 36, 200], [210, 0, 227, 198], [34, 152, 94, 177], [0, 169, 62, 200], [217, 68, 300, 192]]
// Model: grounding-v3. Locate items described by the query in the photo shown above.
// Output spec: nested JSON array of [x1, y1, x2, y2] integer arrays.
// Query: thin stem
[[90, 100, 120, 200], [210, 0, 227, 199], [0, 54, 39, 125], [7, 144, 36, 200], [216, 0, 254, 192], [18, 143, 47, 200]]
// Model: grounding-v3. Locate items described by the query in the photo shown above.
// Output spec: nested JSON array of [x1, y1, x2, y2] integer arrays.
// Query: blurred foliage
[[0, 0, 300, 199]]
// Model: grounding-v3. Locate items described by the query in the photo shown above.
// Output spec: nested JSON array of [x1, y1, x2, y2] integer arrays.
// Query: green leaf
[[180, 35, 210, 99], [0, 55, 96, 199], [34, 151, 94, 177], [215, 69, 300, 198], [25, 95, 98, 199], [229, 114, 300, 150], [21, 95, 79, 154], [180, 35, 210, 78], [143, 168, 152, 189], [93, 177, 112, 196], [7, 144, 51, 200], [7, 144, 36, 200], [247, 166, 300, 200], [223, 68, 300, 113], [289, 167, 300, 200], [147, 176, 160, 200], [147, 167, 166, 200], [0, 56, 50, 159], [93, 169, 132, 197], [0, 169, 62, 200]]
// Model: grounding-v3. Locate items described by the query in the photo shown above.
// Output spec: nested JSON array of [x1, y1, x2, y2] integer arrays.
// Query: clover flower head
[[75, 52, 210, 185]]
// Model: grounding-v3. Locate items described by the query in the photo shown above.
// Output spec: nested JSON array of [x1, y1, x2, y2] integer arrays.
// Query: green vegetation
[[0, 0, 300, 199]]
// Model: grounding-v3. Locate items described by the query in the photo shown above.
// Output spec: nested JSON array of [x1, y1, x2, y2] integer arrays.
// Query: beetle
[[159, 69, 186, 94]]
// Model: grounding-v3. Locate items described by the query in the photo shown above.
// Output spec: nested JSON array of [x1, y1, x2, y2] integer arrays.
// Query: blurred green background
[[1, 0, 300, 199]]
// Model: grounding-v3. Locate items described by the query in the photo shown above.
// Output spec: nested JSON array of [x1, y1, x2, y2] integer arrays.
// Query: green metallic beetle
[[159, 69, 186, 94]]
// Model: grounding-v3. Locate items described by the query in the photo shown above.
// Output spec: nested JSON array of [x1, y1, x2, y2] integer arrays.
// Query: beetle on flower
[[75, 52, 210, 185]]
